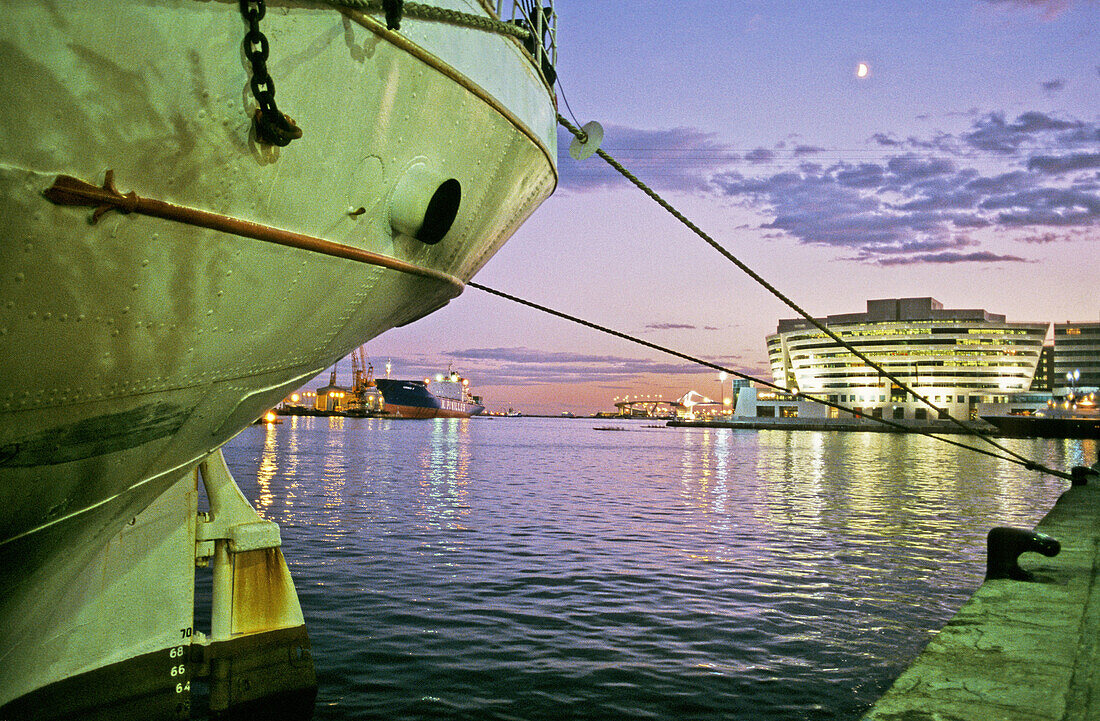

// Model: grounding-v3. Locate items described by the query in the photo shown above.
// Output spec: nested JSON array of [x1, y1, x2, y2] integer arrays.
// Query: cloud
[[558, 111, 1099, 265], [977, 0, 1074, 20], [1018, 231, 1071, 243], [1040, 79, 1065, 96], [871, 132, 904, 147], [711, 111, 1100, 263], [961, 111, 1085, 154], [442, 346, 720, 385], [872, 131, 959, 154], [434, 347, 757, 392], [876, 251, 1031, 266], [979, 187, 1100, 226], [744, 147, 777, 164], [1027, 152, 1100, 174], [556, 124, 739, 192], [644, 322, 698, 330]]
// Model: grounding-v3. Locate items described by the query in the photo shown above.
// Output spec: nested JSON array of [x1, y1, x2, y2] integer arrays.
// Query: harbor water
[[217, 416, 1092, 720]]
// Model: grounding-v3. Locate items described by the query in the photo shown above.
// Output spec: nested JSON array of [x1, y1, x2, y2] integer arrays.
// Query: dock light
[[291, 393, 300, 402], [264, 411, 277, 423]]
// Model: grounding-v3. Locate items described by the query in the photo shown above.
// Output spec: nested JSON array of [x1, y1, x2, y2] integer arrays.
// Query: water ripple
[[220, 418, 1087, 720]]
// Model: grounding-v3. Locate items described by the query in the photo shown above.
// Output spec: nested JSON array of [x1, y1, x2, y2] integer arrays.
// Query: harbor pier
[[863, 462, 1100, 720]]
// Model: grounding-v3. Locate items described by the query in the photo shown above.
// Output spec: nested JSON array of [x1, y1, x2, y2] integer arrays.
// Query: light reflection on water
[[417, 419, 472, 534], [222, 418, 1092, 721]]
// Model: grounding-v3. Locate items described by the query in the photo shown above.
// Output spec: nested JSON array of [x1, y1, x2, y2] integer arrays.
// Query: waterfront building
[[766, 297, 1049, 420], [1030, 345, 1054, 392], [280, 390, 316, 409], [733, 387, 829, 420], [314, 382, 353, 413], [1053, 322, 1100, 395]]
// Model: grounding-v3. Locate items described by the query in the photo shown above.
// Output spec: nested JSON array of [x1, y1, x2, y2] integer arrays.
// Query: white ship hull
[[0, 1, 556, 715]]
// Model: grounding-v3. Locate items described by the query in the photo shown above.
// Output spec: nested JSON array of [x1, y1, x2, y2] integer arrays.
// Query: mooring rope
[[469, 282, 1070, 478], [555, 113, 1051, 472], [321, 0, 532, 39]]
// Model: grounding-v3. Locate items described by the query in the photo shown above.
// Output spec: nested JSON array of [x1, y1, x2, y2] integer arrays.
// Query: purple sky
[[331, 0, 1099, 414]]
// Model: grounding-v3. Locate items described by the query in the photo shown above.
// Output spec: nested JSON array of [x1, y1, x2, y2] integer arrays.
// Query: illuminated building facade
[[314, 382, 352, 413], [1029, 345, 1054, 392], [1053, 322, 1100, 394], [766, 297, 1049, 420]]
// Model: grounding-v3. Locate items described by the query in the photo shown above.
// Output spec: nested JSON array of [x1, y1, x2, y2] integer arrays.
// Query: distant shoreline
[[668, 417, 996, 435], [274, 408, 1016, 435]]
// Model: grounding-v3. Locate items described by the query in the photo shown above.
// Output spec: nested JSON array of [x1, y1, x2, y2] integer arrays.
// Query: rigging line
[[468, 282, 1071, 480], [555, 113, 1043, 469], [555, 77, 583, 131]]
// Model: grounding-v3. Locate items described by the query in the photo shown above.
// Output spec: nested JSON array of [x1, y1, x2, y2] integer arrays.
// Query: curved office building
[[766, 297, 1049, 420]]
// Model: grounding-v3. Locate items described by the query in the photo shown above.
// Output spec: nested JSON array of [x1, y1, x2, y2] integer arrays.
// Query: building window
[[915, 408, 928, 420], [892, 407, 904, 420], [780, 406, 798, 418], [757, 406, 775, 417]]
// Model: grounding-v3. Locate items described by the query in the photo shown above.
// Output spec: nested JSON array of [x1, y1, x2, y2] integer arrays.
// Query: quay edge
[[666, 417, 997, 435], [862, 461, 1100, 721]]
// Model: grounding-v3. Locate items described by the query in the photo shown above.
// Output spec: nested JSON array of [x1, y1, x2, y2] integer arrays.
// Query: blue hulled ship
[[376, 370, 486, 418]]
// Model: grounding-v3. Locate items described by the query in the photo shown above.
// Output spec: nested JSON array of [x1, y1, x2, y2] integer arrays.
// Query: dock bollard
[[1070, 466, 1097, 487], [986, 527, 1060, 582]]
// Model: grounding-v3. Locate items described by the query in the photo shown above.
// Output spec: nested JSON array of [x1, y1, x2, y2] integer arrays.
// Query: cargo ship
[[376, 370, 486, 418], [0, 2, 557, 718]]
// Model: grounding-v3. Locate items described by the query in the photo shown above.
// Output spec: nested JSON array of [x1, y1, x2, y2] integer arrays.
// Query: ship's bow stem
[[0, 449, 315, 720], [195, 451, 316, 717]]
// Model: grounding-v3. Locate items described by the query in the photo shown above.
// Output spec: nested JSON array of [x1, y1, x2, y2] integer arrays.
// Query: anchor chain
[[240, 0, 302, 146]]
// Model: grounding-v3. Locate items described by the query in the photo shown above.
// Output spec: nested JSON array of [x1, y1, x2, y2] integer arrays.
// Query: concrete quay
[[862, 463, 1100, 721]]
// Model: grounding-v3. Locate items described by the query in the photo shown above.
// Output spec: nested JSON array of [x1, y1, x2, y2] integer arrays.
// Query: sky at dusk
[[329, 0, 1099, 415]]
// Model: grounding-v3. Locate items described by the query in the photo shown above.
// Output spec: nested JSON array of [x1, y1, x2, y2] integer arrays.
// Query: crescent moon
[[856, 62, 869, 78]]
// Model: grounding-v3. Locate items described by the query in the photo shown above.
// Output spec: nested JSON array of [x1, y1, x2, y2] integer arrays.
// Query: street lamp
[[1067, 368, 1081, 401]]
